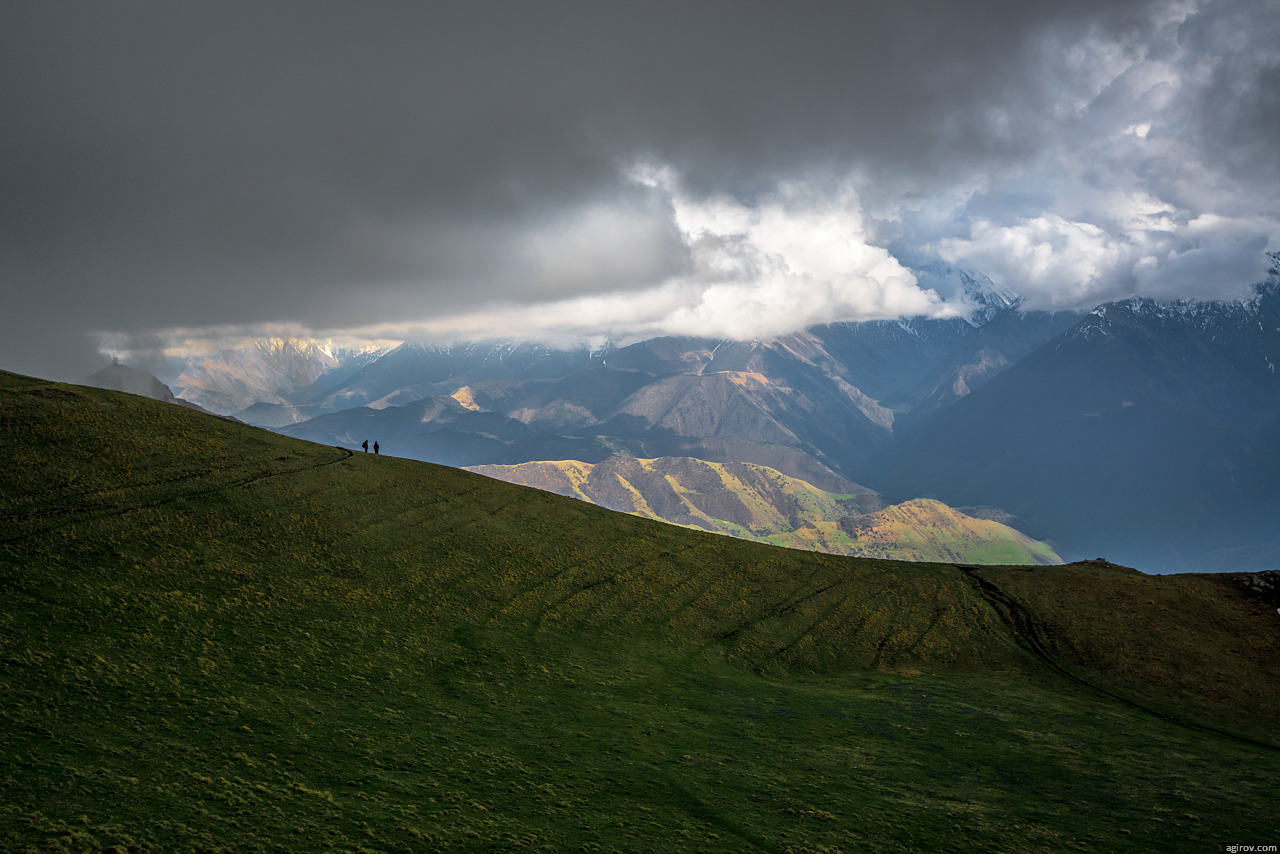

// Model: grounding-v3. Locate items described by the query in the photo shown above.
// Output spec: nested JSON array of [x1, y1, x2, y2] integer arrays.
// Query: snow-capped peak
[[911, 260, 1022, 326]]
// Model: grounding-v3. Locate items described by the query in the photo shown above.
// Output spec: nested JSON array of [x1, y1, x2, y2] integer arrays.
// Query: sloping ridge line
[[0, 440, 355, 545], [956, 565, 1280, 755]]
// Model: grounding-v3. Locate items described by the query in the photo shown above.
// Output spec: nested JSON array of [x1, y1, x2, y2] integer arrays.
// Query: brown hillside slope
[[837, 498, 1061, 565], [468, 456, 1060, 565]]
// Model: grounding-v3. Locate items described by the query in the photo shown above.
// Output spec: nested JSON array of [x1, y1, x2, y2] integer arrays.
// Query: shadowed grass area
[[1, 369, 1277, 852], [982, 562, 1280, 731]]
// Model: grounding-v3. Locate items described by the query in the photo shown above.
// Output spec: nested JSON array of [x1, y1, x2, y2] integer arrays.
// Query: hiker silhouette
[[362, 440, 368, 452], [373, 441, 379, 455]]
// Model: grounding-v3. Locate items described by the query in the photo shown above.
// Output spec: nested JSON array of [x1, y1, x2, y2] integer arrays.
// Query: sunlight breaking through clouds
[[4, 0, 1276, 378], [320, 166, 958, 348]]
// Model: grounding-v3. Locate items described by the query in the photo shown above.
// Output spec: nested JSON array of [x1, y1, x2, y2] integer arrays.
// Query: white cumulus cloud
[[908, 0, 1277, 310], [364, 166, 959, 346]]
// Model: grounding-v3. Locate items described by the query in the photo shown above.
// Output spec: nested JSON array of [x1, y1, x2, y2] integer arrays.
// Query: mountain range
[[170, 337, 386, 417], [879, 269, 1280, 572], [268, 281, 1082, 476], [83, 360, 227, 419], [146, 256, 1280, 572]]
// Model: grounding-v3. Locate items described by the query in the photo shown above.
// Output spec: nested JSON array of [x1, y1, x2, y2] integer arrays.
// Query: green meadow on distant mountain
[[466, 457, 1061, 566], [2, 369, 1278, 852]]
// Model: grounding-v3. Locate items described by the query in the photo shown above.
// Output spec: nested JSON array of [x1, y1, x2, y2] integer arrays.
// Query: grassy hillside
[[834, 498, 1060, 564], [467, 457, 1060, 565], [1, 369, 1277, 852], [982, 560, 1280, 726]]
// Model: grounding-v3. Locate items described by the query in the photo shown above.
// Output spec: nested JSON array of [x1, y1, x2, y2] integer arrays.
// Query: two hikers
[[361, 440, 380, 455]]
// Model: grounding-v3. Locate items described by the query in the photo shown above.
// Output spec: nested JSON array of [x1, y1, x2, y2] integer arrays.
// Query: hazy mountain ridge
[[467, 455, 1061, 565], [890, 308, 1086, 432], [82, 361, 227, 419], [168, 337, 386, 414], [300, 340, 608, 413], [134, 256, 1280, 570], [881, 269, 1280, 571], [175, 261, 1054, 424], [272, 264, 1079, 483], [86, 361, 178, 403]]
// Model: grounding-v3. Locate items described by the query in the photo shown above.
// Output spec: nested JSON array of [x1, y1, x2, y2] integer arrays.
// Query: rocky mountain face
[[165, 338, 384, 416], [466, 455, 1061, 565]]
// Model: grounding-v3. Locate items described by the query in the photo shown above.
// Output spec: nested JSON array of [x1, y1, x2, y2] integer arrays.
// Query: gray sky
[[2, 0, 1277, 380]]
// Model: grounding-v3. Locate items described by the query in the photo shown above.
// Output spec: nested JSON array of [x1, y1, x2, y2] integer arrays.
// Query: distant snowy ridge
[[168, 337, 387, 414], [911, 261, 1021, 326], [1084, 272, 1280, 334]]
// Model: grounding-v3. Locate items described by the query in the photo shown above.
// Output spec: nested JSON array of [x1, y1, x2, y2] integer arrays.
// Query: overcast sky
[[3, 0, 1278, 380]]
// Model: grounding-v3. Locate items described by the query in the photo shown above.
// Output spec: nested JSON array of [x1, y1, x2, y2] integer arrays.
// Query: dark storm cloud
[[1176, 1, 1280, 174], [1, 0, 1276, 379]]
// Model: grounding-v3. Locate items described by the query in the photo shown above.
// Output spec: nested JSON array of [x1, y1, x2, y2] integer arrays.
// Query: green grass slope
[[467, 457, 1060, 565], [1, 369, 1277, 853], [982, 560, 1280, 728]]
